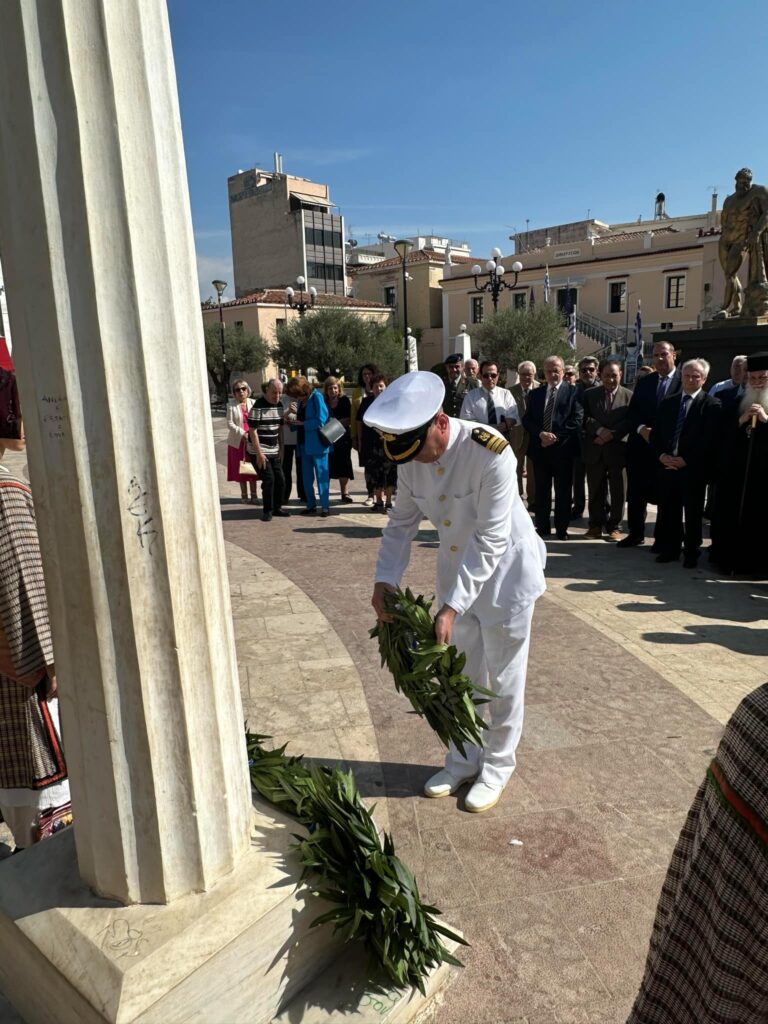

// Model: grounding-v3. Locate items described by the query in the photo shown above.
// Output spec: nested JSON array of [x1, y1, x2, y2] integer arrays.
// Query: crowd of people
[[226, 346, 767, 578], [422, 345, 767, 576]]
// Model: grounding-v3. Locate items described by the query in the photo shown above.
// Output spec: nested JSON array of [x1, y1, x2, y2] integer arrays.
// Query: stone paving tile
[[546, 872, 666, 1003]]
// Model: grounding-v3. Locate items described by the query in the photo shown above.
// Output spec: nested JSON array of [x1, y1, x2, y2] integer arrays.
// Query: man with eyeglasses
[[571, 357, 599, 519], [710, 352, 768, 576], [459, 361, 518, 435]]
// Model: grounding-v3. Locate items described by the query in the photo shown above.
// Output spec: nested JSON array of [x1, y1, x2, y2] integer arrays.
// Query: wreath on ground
[[247, 731, 467, 994], [370, 587, 492, 755]]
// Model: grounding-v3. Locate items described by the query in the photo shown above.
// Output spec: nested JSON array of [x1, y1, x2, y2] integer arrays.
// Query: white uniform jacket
[[375, 419, 546, 624], [459, 386, 518, 426]]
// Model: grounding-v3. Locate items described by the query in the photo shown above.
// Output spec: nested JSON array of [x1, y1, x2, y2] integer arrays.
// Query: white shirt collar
[[683, 388, 701, 401]]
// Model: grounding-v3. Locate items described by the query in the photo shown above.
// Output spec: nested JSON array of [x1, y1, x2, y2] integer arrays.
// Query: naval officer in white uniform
[[367, 371, 546, 813]]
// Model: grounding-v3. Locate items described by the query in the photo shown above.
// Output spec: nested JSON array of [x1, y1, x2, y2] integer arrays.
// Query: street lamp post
[[393, 238, 414, 373], [285, 275, 317, 317], [212, 279, 227, 403], [471, 249, 523, 312]]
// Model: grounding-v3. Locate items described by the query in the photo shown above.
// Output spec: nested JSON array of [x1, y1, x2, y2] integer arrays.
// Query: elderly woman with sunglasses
[[226, 379, 258, 503]]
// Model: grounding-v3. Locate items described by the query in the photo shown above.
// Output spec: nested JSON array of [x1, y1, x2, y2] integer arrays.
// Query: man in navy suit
[[523, 355, 583, 539], [651, 359, 721, 568], [617, 339, 682, 547]]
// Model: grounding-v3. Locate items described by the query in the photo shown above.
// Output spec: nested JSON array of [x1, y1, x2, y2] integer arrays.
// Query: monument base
[[653, 321, 768, 383], [0, 798, 457, 1023]]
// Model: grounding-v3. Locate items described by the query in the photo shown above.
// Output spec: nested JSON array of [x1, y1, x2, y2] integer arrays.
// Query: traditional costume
[[628, 683, 768, 1023], [0, 469, 69, 848], [710, 352, 768, 577], [366, 372, 546, 813]]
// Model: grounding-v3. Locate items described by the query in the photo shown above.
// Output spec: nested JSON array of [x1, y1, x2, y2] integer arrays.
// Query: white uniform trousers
[[444, 600, 534, 788]]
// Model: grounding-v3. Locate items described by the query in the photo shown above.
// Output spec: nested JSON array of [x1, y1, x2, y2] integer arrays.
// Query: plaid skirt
[[628, 684, 768, 1023], [0, 676, 66, 790]]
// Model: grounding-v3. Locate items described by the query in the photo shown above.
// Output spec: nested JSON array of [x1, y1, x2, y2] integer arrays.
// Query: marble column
[[0, 0, 251, 904]]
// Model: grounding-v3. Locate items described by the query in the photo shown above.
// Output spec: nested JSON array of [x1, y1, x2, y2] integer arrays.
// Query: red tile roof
[[204, 289, 391, 310], [351, 248, 477, 274]]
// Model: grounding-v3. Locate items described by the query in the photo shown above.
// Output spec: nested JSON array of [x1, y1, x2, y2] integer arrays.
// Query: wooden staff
[[738, 413, 758, 528]]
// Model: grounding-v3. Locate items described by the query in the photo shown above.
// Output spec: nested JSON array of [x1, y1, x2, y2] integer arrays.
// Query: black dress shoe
[[556, 531, 570, 540], [655, 553, 679, 563], [616, 535, 644, 548], [261, 512, 273, 522]]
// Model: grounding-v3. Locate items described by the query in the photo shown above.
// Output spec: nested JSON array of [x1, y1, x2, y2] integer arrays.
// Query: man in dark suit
[[581, 360, 633, 540], [510, 360, 540, 509], [651, 359, 721, 568], [571, 356, 599, 518], [617, 339, 682, 548], [523, 355, 583, 539]]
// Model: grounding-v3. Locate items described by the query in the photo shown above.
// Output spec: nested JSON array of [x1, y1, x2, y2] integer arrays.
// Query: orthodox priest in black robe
[[711, 352, 768, 577]]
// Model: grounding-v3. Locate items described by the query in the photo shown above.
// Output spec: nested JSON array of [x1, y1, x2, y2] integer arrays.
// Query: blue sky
[[167, 0, 768, 300]]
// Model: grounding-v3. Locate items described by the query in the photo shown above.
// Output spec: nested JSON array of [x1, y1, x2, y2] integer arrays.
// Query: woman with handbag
[[287, 376, 332, 518], [226, 379, 258, 503], [322, 376, 354, 503]]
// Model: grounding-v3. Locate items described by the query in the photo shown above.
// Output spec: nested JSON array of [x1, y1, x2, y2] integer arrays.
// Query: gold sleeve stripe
[[471, 427, 509, 454]]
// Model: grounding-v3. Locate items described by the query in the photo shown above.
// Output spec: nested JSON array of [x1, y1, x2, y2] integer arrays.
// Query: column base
[[0, 798, 459, 1023], [0, 798, 343, 1023]]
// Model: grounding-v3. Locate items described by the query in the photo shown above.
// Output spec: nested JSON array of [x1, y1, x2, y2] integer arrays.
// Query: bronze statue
[[715, 168, 768, 319]]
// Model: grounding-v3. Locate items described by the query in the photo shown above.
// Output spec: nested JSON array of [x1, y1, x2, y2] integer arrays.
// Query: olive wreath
[[247, 731, 466, 994]]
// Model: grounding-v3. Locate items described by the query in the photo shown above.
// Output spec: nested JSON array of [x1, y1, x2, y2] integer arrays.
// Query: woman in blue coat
[[287, 376, 332, 517]]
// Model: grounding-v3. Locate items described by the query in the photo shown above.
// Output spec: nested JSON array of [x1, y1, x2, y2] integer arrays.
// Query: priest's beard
[[739, 386, 768, 416]]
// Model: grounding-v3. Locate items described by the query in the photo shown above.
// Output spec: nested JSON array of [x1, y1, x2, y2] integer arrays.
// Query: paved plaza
[[2, 419, 766, 1023]]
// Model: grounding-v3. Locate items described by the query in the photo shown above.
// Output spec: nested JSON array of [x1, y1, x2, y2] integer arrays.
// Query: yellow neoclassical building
[[440, 215, 731, 362], [201, 288, 392, 390]]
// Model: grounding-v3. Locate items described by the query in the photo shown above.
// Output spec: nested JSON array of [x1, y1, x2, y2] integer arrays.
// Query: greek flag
[[634, 299, 643, 359], [566, 290, 577, 350], [543, 265, 550, 304]]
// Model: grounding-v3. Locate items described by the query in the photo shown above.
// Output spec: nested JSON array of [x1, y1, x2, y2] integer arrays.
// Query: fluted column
[[0, 0, 251, 904]]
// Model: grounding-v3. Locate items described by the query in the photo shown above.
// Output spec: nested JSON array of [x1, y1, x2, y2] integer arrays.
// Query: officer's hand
[[434, 605, 457, 646], [372, 582, 396, 623]]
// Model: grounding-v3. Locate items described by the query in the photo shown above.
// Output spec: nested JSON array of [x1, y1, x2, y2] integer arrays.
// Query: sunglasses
[[234, 386, 248, 392], [481, 372, 498, 379]]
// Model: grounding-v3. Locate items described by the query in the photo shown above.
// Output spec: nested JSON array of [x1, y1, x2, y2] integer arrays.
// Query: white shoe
[[362, 496, 374, 507], [465, 780, 503, 813], [423, 768, 477, 799]]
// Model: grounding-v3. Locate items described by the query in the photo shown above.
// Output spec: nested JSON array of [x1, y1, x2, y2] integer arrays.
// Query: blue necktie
[[672, 394, 691, 452], [656, 376, 668, 403]]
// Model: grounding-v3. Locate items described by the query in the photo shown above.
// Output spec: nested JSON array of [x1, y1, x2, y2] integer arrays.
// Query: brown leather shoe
[[584, 526, 603, 539], [607, 530, 623, 542]]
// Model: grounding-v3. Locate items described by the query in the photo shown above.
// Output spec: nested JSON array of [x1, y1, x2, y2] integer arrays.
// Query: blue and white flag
[[566, 289, 577, 350], [543, 265, 550, 304], [634, 299, 643, 360]]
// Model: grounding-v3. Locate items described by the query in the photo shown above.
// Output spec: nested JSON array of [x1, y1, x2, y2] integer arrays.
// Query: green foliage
[[275, 308, 403, 381], [246, 732, 466, 993], [474, 304, 571, 377], [370, 588, 492, 756], [204, 323, 271, 400]]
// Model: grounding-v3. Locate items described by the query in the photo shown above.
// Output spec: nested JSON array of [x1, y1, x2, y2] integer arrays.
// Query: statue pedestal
[[0, 798, 459, 1023], [652, 320, 768, 383]]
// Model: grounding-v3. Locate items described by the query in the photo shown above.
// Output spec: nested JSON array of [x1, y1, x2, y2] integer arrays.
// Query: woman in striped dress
[[0, 444, 70, 850]]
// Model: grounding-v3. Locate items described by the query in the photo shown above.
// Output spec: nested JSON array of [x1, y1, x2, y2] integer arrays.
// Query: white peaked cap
[[362, 371, 445, 435]]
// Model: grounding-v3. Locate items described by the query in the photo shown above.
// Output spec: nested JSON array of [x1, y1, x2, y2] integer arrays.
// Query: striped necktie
[[486, 390, 497, 425], [543, 386, 557, 431]]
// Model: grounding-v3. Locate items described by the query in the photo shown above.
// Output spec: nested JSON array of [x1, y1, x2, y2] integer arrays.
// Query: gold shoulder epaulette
[[471, 426, 509, 454]]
